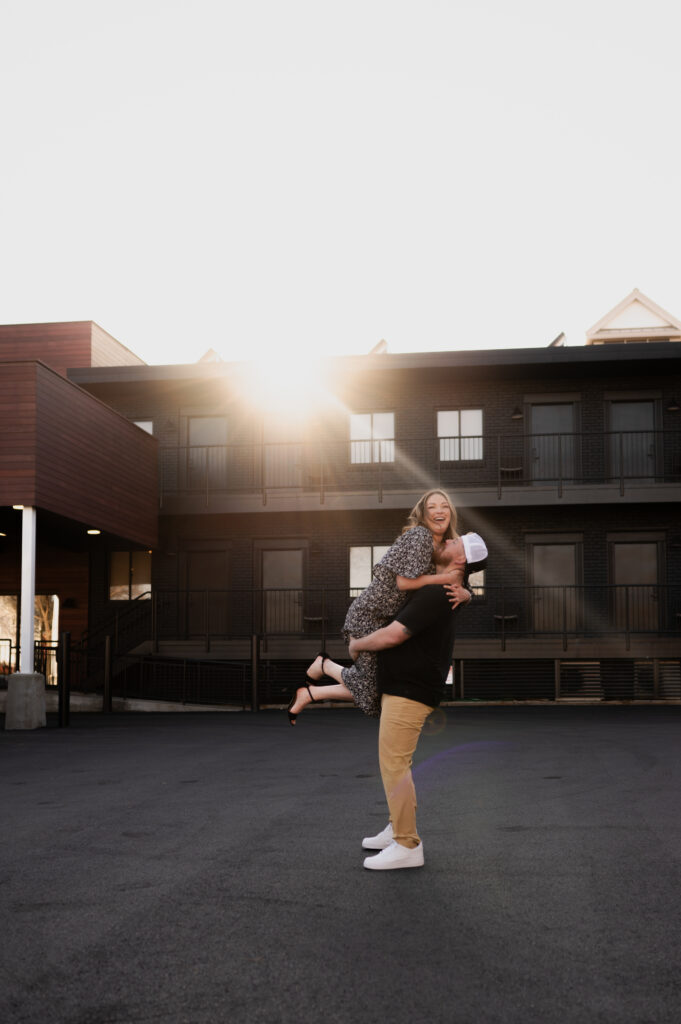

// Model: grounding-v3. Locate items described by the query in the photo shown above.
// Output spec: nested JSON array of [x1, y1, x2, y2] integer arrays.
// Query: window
[[110, 551, 152, 601], [134, 420, 154, 435], [0, 594, 60, 679], [349, 545, 391, 596], [350, 412, 394, 464], [467, 567, 485, 597], [349, 543, 485, 598], [437, 409, 483, 461]]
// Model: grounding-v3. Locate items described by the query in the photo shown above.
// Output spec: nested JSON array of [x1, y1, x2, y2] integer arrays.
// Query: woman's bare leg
[[307, 653, 345, 685], [288, 653, 354, 717]]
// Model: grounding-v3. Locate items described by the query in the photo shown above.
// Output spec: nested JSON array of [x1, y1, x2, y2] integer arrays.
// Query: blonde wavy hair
[[402, 488, 458, 541]]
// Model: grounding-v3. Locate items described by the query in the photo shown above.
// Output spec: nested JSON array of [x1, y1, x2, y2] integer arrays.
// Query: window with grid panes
[[349, 545, 391, 596], [350, 412, 395, 464], [110, 551, 152, 600], [437, 409, 483, 461]]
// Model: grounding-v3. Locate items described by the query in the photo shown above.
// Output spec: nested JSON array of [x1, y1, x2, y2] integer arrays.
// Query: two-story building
[[1, 289, 680, 705]]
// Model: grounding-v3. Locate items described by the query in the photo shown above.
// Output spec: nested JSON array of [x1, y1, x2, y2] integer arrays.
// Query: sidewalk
[[2, 706, 681, 1023]]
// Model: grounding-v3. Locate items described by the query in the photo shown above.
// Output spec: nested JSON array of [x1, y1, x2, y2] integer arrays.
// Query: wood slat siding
[[0, 362, 158, 547], [90, 323, 146, 368], [0, 545, 89, 640], [37, 547, 90, 638], [0, 321, 145, 377], [0, 323, 93, 377], [34, 364, 158, 546], [0, 363, 38, 504]]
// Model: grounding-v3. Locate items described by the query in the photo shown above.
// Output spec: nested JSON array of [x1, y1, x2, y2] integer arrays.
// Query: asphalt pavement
[[2, 705, 681, 1024]]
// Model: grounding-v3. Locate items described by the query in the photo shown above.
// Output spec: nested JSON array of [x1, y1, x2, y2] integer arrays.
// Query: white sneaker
[[363, 840, 424, 870], [362, 822, 394, 850]]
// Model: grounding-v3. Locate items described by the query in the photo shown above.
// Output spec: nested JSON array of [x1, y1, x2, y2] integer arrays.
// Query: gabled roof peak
[[586, 289, 681, 344]]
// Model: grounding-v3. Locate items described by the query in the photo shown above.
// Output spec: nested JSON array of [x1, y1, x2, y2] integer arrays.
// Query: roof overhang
[[0, 361, 158, 548]]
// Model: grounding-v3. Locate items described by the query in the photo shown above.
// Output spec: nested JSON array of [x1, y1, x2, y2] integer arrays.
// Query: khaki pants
[[378, 693, 433, 849]]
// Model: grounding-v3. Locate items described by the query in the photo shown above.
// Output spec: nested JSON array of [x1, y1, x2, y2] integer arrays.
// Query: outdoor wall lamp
[[666, 396, 680, 412], [511, 406, 524, 420]]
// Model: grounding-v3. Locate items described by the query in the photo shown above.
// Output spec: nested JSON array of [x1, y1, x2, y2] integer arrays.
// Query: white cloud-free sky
[[2, 0, 681, 365]]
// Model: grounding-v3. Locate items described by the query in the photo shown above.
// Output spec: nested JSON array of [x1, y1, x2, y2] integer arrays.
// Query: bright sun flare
[[239, 358, 329, 418]]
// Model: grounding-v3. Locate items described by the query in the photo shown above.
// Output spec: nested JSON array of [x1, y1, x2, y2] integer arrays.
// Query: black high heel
[[287, 652, 331, 725], [287, 682, 317, 726]]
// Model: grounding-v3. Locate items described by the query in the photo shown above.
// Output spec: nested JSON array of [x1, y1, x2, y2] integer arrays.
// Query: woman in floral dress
[[287, 489, 470, 722]]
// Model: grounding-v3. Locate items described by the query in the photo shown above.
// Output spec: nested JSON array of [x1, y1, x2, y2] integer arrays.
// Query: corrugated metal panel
[[633, 661, 655, 699], [659, 660, 681, 698], [559, 661, 603, 701]]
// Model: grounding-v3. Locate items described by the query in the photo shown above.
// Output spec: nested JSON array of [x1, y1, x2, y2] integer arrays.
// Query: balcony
[[13, 585, 677, 707], [157, 429, 681, 512], [84, 584, 681, 664]]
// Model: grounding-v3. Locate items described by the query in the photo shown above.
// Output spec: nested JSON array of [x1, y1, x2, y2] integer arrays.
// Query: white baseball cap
[[461, 532, 488, 566]]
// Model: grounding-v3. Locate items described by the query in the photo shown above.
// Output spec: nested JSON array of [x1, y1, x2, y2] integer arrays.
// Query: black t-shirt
[[377, 585, 459, 709]]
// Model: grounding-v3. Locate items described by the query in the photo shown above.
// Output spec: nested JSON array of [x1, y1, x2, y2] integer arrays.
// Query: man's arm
[[396, 568, 464, 592], [348, 620, 412, 659]]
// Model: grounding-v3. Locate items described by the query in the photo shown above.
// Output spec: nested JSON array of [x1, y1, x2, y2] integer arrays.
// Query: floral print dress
[[341, 525, 435, 717]]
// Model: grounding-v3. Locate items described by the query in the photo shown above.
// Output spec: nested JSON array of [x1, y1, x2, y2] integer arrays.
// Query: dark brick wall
[[147, 503, 681, 595], [79, 360, 681, 450], [75, 351, 681, 642]]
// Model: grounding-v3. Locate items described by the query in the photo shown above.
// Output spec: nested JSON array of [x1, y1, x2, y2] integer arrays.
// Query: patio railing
[[122, 584, 681, 653], [157, 428, 681, 505]]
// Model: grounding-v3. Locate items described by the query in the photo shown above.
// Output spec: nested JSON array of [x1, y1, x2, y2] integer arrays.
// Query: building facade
[[1, 293, 680, 704]]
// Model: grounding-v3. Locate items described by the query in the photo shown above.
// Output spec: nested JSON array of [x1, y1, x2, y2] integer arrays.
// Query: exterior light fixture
[[12, 504, 24, 510], [667, 396, 680, 412], [87, 529, 101, 535], [511, 406, 524, 420], [0, 532, 6, 537]]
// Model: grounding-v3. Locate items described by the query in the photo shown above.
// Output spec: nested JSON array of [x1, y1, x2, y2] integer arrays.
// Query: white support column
[[5, 505, 45, 729], [19, 506, 37, 674]]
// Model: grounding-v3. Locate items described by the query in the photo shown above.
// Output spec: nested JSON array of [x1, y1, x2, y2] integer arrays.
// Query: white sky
[[2, 0, 681, 366]]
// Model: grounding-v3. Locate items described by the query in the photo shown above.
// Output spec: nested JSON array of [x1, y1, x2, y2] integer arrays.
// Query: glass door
[[262, 549, 304, 633], [0, 594, 59, 681], [608, 401, 656, 482], [530, 543, 578, 632], [0, 595, 18, 674], [529, 404, 576, 483], [263, 414, 303, 489], [611, 541, 659, 631], [184, 550, 229, 636], [186, 416, 228, 492]]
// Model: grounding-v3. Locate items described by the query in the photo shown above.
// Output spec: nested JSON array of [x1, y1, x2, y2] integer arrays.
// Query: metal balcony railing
[[115, 584, 681, 653], [157, 429, 681, 505], [0, 637, 16, 676], [2, 584, 678, 685]]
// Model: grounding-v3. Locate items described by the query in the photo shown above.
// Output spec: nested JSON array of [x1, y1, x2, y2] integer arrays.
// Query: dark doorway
[[608, 400, 656, 482], [611, 541, 659, 631], [530, 542, 579, 632], [529, 403, 576, 483], [261, 548, 304, 632], [184, 549, 229, 636]]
